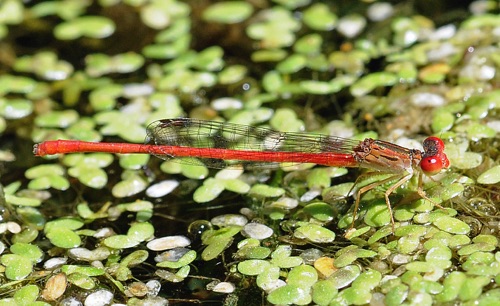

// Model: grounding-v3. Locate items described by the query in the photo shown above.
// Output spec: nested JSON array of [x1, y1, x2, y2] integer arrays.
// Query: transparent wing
[[145, 118, 361, 169]]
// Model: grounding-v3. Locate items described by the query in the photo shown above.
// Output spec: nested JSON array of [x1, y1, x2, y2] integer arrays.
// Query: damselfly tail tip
[[33, 143, 42, 156], [33, 142, 51, 156]]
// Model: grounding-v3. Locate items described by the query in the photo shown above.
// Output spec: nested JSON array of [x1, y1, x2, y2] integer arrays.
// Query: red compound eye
[[423, 136, 446, 156], [420, 153, 450, 175], [420, 156, 443, 175], [420, 137, 450, 175]]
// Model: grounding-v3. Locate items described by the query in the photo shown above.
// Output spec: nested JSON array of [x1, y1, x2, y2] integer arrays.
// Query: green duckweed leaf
[[63, 153, 113, 168], [438, 267, 466, 301], [120, 250, 149, 267], [88, 84, 122, 110], [252, 49, 288, 62], [458, 276, 490, 301], [330, 265, 361, 289], [16, 207, 46, 229], [477, 165, 500, 184], [249, 184, 285, 198], [14, 51, 73, 81], [31, 0, 88, 19], [111, 174, 148, 198], [10, 242, 43, 262], [218, 65, 247, 84], [193, 46, 225, 71], [127, 222, 154, 242], [203, 2, 253, 24], [256, 264, 280, 289], [433, 216, 470, 234], [335, 247, 377, 267], [193, 178, 225, 203], [141, 1, 189, 29], [179, 162, 209, 179], [303, 202, 335, 222], [46, 227, 81, 248], [1, 254, 33, 280], [306, 169, 331, 190], [466, 122, 496, 141], [25, 164, 65, 179], [104, 235, 140, 249], [397, 234, 421, 254], [143, 36, 191, 59], [287, 264, 318, 289], [54, 16, 115, 40], [34, 110, 79, 128], [119, 154, 150, 170], [13, 284, 39, 305], [0, 98, 33, 119], [294, 33, 323, 54], [157, 250, 197, 268], [350, 72, 397, 97], [154, 17, 190, 43], [156, 265, 191, 282], [45, 218, 84, 233], [68, 166, 108, 189], [457, 243, 496, 256], [444, 141, 482, 170], [432, 111, 455, 133], [312, 279, 338, 305], [405, 261, 434, 273], [273, 254, 304, 269], [472, 234, 498, 246], [267, 284, 311, 305], [0, 0, 23, 24], [364, 200, 391, 227], [236, 246, 272, 259], [262, 71, 284, 94], [222, 179, 251, 194], [201, 237, 233, 261], [0, 75, 37, 95], [5, 194, 41, 207], [62, 265, 105, 276], [67, 272, 96, 290], [202, 227, 242, 245], [276, 54, 307, 74], [294, 223, 336, 243], [238, 259, 271, 276], [303, 3, 337, 31]]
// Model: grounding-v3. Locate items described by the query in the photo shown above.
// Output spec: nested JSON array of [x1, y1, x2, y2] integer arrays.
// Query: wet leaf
[[201, 236, 232, 261], [267, 284, 310, 305], [477, 165, 500, 184], [147, 235, 191, 251], [13, 285, 39, 305], [303, 3, 337, 31], [238, 259, 271, 276], [330, 265, 361, 289], [127, 222, 154, 242], [104, 235, 140, 249], [433, 216, 470, 234], [202, 2, 253, 24], [312, 280, 338, 305], [54, 16, 115, 40], [193, 178, 226, 203], [287, 265, 318, 288], [46, 227, 81, 248], [1, 254, 33, 280], [249, 184, 285, 198], [157, 250, 197, 269], [294, 223, 336, 243]]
